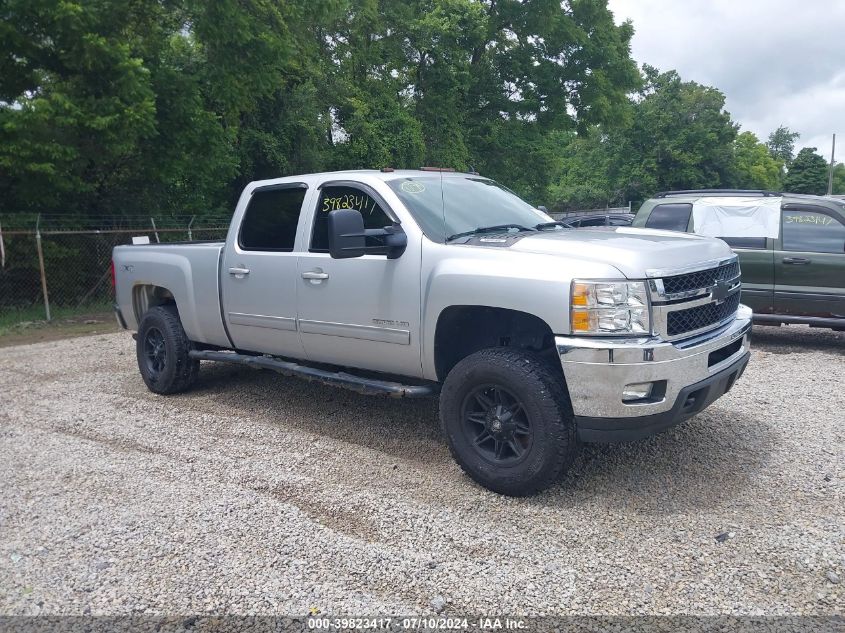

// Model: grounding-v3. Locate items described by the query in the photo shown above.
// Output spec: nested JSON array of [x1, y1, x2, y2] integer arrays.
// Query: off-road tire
[[136, 304, 199, 395], [439, 347, 578, 496]]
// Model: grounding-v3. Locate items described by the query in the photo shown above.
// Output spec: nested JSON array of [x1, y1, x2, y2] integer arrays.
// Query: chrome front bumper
[[557, 304, 753, 440]]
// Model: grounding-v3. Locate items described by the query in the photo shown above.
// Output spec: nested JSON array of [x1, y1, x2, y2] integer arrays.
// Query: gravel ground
[[0, 325, 842, 616]]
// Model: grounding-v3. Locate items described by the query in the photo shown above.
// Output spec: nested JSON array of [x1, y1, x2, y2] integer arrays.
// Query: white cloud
[[607, 0, 842, 161]]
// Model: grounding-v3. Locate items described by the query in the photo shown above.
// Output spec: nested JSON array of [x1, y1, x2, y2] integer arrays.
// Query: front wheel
[[439, 347, 578, 496], [136, 305, 199, 395]]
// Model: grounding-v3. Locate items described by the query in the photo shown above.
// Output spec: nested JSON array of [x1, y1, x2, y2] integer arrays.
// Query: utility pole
[[828, 133, 836, 196]]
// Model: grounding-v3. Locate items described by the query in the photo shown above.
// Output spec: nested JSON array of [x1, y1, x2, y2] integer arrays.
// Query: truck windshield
[[387, 176, 554, 243]]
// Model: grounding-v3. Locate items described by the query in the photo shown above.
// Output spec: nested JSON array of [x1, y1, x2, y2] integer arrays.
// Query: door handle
[[301, 271, 329, 280], [228, 267, 250, 276], [782, 257, 811, 265]]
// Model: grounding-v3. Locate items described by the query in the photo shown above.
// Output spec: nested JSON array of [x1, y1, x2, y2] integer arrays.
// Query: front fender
[[419, 245, 620, 380]]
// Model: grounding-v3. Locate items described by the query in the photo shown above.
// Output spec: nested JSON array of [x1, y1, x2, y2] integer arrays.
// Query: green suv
[[633, 190, 845, 331]]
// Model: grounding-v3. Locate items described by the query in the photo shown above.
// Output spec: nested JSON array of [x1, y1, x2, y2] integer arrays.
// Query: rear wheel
[[439, 347, 578, 496], [136, 305, 199, 394]]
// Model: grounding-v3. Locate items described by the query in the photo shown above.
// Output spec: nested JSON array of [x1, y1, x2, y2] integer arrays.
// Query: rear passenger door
[[221, 183, 309, 357], [773, 204, 845, 317]]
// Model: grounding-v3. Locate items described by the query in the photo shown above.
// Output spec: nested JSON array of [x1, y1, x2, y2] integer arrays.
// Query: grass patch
[[0, 301, 116, 339]]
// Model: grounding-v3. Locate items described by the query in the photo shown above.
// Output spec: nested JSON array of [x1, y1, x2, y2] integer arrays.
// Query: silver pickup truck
[[113, 169, 752, 496]]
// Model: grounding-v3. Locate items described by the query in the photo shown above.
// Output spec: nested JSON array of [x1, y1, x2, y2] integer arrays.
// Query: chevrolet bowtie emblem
[[711, 280, 732, 303]]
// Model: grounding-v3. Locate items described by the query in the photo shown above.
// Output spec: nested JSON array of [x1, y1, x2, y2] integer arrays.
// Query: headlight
[[570, 280, 650, 335]]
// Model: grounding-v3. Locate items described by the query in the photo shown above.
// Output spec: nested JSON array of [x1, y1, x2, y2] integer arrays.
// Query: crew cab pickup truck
[[634, 189, 845, 331], [113, 170, 752, 496]]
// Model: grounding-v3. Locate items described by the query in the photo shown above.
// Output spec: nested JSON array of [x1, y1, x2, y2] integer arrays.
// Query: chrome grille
[[662, 261, 740, 295], [666, 292, 741, 337], [650, 258, 742, 340]]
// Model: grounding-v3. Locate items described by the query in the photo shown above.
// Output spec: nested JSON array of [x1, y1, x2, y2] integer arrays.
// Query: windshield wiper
[[446, 224, 536, 242], [534, 221, 568, 230]]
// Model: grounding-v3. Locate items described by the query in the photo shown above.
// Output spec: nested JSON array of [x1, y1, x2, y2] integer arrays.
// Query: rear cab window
[[239, 185, 307, 251], [645, 203, 692, 232]]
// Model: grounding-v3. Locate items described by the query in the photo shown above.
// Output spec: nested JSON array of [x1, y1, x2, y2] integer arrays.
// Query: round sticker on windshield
[[401, 180, 426, 194]]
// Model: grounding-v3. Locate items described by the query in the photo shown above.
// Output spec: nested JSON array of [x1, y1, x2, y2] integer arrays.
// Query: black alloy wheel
[[439, 347, 578, 496], [461, 385, 532, 465], [143, 326, 167, 377], [136, 304, 199, 394]]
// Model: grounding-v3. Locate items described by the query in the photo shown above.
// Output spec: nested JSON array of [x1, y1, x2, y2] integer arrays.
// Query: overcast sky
[[607, 0, 843, 161]]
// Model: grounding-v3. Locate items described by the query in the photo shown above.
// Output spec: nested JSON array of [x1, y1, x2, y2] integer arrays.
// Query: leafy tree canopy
[[766, 125, 800, 166], [0, 0, 640, 216], [783, 147, 829, 195], [733, 131, 783, 191], [831, 162, 845, 195], [549, 66, 741, 210], [0, 1, 831, 219]]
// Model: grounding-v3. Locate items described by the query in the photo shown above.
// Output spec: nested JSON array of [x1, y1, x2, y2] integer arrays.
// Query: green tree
[[626, 67, 738, 198], [831, 162, 845, 195], [733, 131, 783, 190], [549, 128, 621, 211], [0, 0, 641, 218], [0, 0, 161, 214], [168, 0, 342, 207], [551, 66, 739, 209], [0, 0, 341, 216], [766, 125, 800, 166], [783, 147, 829, 195], [319, 0, 426, 171], [337, 0, 641, 200]]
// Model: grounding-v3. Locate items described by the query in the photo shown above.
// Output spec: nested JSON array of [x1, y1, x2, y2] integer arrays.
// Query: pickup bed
[[114, 169, 752, 496]]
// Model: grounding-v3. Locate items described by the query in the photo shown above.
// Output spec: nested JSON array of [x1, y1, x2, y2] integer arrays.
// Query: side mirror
[[327, 208, 408, 260], [328, 208, 366, 258], [538, 205, 549, 213]]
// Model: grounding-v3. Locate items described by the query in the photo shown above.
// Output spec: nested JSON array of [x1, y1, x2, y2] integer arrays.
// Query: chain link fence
[[1, 207, 635, 330], [0, 216, 229, 329]]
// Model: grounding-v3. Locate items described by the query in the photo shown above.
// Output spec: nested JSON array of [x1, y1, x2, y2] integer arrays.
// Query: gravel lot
[[0, 326, 842, 616]]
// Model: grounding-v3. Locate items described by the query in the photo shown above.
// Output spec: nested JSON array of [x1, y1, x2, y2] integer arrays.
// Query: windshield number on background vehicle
[[785, 213, 833, 225]]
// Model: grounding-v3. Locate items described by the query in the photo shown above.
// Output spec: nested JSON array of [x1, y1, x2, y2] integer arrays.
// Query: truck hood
[[509, 227, 733, 278]]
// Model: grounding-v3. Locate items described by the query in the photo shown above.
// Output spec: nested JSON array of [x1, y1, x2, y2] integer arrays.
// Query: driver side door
[[773, 204, 845, 317], [296, 180, 423, 378]]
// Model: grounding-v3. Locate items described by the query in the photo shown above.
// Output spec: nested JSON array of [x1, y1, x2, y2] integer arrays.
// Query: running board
[[753, 315, 845, 329], [188, 350, 438, 398]]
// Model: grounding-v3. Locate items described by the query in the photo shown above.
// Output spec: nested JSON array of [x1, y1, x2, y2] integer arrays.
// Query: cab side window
[[311, 185, 393, 253], [782, 209, 845, 254], [645, 203, 692, 232], [239, 186, 306, 251]]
